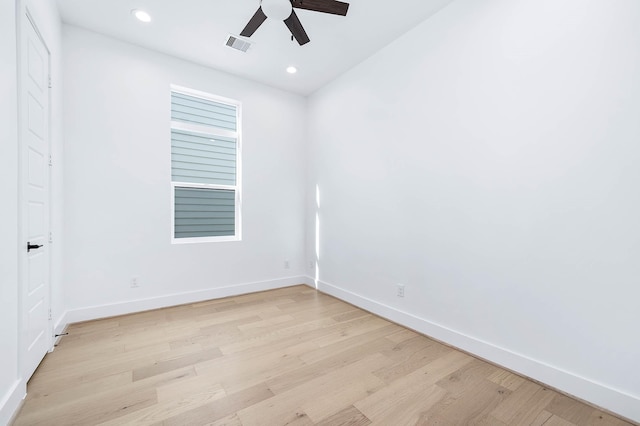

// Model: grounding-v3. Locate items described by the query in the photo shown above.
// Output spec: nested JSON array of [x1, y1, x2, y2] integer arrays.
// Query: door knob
[[27, 242, 43, 252]]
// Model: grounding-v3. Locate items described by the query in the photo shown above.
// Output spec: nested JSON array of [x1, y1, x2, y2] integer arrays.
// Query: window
[[170, 85, 241, 242]]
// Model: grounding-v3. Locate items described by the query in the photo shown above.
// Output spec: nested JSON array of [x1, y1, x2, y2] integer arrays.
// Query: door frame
[[17, 6, 54, 380]]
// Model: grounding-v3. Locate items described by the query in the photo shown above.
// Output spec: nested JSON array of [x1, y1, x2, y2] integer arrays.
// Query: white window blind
[[171, 129, 236, 186], [170, 86, 241, 242]]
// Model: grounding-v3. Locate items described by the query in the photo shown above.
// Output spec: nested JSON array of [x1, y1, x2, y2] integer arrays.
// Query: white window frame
[[170, 84, 242, 244]]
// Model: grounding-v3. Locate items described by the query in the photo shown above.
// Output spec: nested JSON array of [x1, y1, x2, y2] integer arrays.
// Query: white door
[[20, 13, 52, 380]]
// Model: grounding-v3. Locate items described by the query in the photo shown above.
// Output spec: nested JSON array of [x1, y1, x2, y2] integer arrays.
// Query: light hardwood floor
[[13, 285, 634, 426]]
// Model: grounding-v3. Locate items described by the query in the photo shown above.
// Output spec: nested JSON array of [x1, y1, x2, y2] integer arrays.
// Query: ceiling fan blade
[[284, 10, 310, 46], [240, 7, 267, 37], [291, 0, 349, 16]]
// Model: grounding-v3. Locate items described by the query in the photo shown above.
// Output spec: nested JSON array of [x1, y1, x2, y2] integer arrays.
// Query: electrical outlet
[[309, 260, 315, 270], [284, 260, 290, 269], [396, 284, 405, 297], [131, 276, 139, 288]]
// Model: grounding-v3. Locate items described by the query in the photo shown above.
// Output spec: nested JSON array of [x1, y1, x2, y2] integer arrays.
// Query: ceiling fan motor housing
[[261, 0, 293, 21]]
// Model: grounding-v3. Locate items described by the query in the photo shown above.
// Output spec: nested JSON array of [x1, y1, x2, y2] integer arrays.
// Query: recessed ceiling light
[[131, 9, 151, 23], [286, 66, 297, 74]]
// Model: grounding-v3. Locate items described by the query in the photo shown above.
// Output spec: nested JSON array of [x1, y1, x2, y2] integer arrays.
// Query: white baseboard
[[305, 277, 640, 424], [59, 276, 307, 326], [0, 379, 25, 426]]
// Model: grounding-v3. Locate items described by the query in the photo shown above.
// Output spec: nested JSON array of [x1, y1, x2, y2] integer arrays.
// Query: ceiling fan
[[240, 0, 350, 46]]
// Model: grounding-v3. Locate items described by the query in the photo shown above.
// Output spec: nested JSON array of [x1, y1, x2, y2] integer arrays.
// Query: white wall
[[307, 0, 640, 421], [62, 26, 307, 319], [0, 0, 21, 422]]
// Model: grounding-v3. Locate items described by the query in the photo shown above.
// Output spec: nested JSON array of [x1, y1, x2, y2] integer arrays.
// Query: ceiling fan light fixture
[[261, 0, 292, 21], [131, 9, 152, 23]]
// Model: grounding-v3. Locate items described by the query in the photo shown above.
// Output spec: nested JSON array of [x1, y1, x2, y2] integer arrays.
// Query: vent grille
[[225, 35, 252, 53]]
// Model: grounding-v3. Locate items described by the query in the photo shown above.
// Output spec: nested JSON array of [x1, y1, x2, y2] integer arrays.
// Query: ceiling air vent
[[225, 35, 252, 53]]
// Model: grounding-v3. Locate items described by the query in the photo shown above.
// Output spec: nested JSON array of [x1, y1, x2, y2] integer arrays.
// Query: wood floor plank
[[531, 410, 555, 426], [547, 393, 597, 425], [26, 342, 172, 394], [385, 328, 420, 343], [331, 309, 370, 323], [372, 336, 453, 384], [15, 386, 157, 426], [354, 350, 472, 420], [132, 347, 223, 381], [367, 384, 447, 425], [310, 316, 390, 348], [267, 336, 395, 395], [436, 379, 510, 425], [236, 314, 295, 331], [488, 368, 527, 391], [587, 410, 638, 426], [217, 316, 336, 355], [21, 370, 133, 407], [435, 358, 499, 397], [412, 394, 458, 425], [302, 372, 384, 423], [98, 381, 226, 426], [155, 376, 226, 404], [490, 379, 546, 423], [508, 387, 558, 425], [297, 323, 397, 366], [545, 414, 579, 426], [159, 383, 274, 426], [13, 285, 635, 426], [204, 413, 244, 426], [196, 341, 314, 395], [315, 406, 371, 426], [237, 353, 388, 426]]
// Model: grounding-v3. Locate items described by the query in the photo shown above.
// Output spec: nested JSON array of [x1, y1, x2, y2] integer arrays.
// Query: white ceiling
[[56, 0, 454, 95]]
